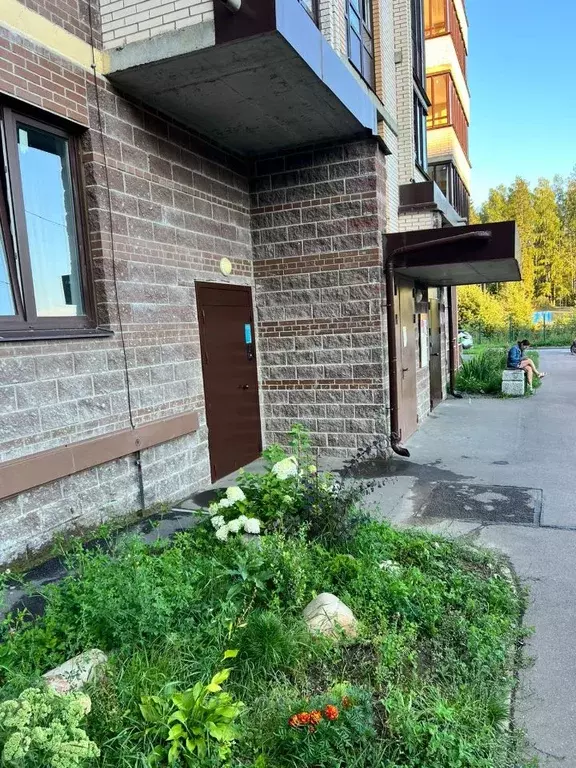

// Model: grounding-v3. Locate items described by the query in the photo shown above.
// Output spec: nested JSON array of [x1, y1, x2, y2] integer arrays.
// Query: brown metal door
[[396, 279, 418, 441], [196, 283, 262, 481], [429, 291, 443, 409]]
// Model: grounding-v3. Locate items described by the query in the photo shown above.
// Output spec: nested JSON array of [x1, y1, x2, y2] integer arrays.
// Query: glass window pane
[[362, 47, 374, 86], [17, 123, 84, 317], [349, 30, 362, 70], [0, 226, 15, 315], [350, 10, 361, 34]]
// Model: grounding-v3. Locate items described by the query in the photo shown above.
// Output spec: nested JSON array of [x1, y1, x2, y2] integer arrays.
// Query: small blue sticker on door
[[244, 324, 253, 344]]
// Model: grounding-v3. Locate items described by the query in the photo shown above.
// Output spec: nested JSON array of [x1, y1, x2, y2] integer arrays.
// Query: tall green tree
[[533, 178, 569, 305]]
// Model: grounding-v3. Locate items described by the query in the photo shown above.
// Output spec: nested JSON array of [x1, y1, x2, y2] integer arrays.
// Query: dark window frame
[[346, 0, 375, 89], [0, 101, 103, 341], [411, 0, 426, 86], [413, 92, 428, 172]]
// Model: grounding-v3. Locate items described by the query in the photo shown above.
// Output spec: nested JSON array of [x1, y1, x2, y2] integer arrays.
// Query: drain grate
[[417, 483, 542, 526]]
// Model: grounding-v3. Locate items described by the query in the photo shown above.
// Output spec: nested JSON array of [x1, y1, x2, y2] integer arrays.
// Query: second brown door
[[196, 283, 262, 481], [396, 279, 418, 441]]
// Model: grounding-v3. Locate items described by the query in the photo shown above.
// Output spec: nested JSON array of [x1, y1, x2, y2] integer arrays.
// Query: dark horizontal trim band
[[0, 410, 200, 501], [0, 328, 114, 343]]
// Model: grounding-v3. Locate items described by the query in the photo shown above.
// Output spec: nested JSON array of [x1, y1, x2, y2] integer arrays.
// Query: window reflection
[[17, 124, 84, 317], [0, 228, 15, 315]]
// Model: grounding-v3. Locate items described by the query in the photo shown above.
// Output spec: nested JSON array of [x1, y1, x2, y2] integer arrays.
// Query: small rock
[[43, 649, 107, 693], [303, 593, 358, 638]]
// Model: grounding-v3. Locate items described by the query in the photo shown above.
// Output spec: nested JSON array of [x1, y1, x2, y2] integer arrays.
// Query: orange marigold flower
[[297, 712, 311, 725], [288, 715, 300, 728], [341, 696, 353, 709], [324, 705, 339, 721], [310, 710, 323, 724]]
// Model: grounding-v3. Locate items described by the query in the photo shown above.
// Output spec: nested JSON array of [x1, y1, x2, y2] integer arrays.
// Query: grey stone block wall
[[252, 138, 390, 457], [0, 70, 252, 565]]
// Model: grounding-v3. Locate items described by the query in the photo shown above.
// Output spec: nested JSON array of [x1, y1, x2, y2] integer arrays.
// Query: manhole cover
[[417, 483, 542, 526]]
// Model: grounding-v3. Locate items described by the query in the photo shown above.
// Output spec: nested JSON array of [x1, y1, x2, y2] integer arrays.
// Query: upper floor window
[[426, 72, 469, 157], [424, 0, 467, 75], [346, 0, 375, 89], [297, 0, 319, 24], [0, 103, 96, 339], [429, 161, 470, 220], [414, 93, 428, 171], [411, 0, 425, 85]]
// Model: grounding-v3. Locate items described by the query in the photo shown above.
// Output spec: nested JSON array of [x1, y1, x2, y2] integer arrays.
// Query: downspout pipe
[[384, 256, 410, 457], [447, 287, 462, 398]]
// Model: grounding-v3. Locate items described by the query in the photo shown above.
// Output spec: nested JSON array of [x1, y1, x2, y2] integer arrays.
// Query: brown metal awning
[[384, 221, 521, 286]]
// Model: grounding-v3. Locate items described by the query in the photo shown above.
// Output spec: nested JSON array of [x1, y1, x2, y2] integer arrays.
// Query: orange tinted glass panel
[[425, 0, 447, 36]]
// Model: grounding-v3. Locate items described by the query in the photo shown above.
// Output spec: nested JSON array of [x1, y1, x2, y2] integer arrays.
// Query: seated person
[[507, 339, 546, 391]]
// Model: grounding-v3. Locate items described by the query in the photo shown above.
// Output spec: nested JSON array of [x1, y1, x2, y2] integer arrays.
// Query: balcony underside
[[106, 16, 378, 155]]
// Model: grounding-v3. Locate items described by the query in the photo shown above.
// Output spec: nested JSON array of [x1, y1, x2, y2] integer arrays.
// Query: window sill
[[0, 327, 114, 343]]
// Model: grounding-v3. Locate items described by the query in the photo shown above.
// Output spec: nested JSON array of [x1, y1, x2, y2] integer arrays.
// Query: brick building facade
[[0, 0, 519, 565]]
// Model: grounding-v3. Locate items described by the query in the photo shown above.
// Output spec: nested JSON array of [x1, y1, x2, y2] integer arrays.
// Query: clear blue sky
[[468, 0, 576, 207]]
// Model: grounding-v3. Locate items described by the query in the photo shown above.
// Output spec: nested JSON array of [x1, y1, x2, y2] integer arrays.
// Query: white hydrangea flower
[[243, 518, 261, 535], [215, 525, 229, 542], [218, 497, 235, 509], [211, 515, 226, 530], [227, 518, 242, 534], [237, 515, 248, 525], [308, 465, 317, 474], [225, 486, 246, 503], [271, 456, 298, 480], [208, 502, 220, 515]]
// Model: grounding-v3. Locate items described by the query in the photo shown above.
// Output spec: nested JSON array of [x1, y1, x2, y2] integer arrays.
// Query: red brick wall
[[18, 0, 102, 47], [0, 27, 89, 125]]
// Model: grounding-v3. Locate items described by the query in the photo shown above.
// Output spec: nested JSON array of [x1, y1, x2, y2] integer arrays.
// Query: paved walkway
[[372, 349, 576, 765]]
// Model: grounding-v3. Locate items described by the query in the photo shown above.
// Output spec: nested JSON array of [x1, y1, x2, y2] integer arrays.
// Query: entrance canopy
[[384, 221, 521, 286]]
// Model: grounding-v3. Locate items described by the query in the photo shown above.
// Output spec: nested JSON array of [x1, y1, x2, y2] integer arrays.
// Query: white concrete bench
[[502, 369, 525, 396]]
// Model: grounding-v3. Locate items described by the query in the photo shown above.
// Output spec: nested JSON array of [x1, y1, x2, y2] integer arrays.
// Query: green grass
[[0, 520, 532, 767], [457, 349, 541, 396]]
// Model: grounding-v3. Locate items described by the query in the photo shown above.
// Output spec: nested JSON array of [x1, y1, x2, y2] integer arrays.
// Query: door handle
[[431, 353, 440, 357], [402, 367, 409, 372], [239, 384, 250, 389]]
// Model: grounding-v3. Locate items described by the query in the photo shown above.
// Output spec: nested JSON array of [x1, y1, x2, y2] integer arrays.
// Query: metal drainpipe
[[447, 286, 462, 397]]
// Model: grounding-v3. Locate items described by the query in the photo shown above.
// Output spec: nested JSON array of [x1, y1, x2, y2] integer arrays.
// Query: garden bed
[[457, 349, 541, 396], [0, 430, 530, 768]]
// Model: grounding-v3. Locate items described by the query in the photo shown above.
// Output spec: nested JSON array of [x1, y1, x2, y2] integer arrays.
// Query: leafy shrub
[[140, 660, 243, 766], [456, 349, 541, 394], [0, 686, 98, 768]]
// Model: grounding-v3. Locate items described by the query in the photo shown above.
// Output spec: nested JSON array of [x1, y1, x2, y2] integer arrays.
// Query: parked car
[[458, 330, 474, 350]]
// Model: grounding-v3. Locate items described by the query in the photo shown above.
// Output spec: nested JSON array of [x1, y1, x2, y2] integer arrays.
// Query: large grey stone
[[43, 649, 108, 694], [303, 593, 358, 638]]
